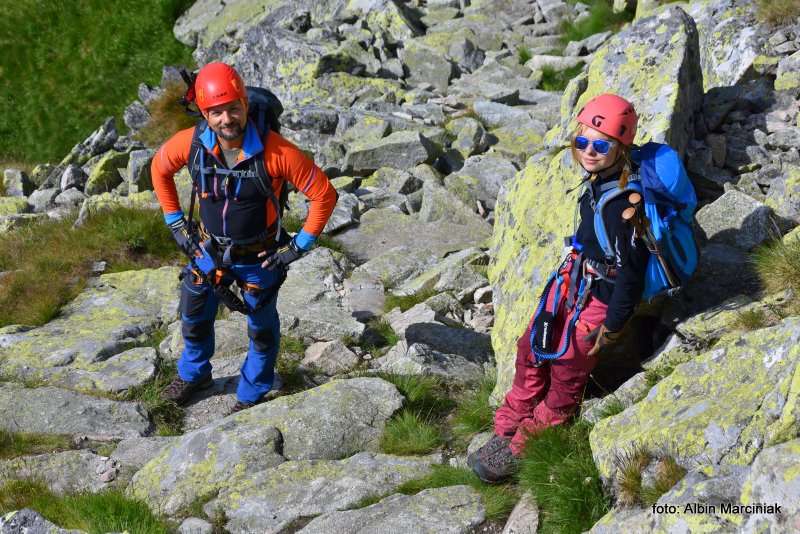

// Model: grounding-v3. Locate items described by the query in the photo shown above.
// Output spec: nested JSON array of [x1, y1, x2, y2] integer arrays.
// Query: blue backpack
[[593, 142, 698, 300]]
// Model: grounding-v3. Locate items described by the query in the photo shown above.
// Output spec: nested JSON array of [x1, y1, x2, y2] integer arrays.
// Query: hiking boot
[[228, 400, 256, 415], [467, 434, 511, 470], [160, 374, 213, 405], [470, 442, 520, 484]]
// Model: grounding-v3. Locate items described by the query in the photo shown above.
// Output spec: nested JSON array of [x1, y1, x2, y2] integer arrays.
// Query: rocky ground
[[2, 0, 800, 533]]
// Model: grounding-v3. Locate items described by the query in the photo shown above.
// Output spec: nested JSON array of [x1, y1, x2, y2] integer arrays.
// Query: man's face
[[204, 99, 247, 141]]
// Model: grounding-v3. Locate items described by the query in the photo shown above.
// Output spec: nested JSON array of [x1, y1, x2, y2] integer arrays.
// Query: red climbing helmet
[[193, 62, 247, 112], [575, 93, 638, 146]]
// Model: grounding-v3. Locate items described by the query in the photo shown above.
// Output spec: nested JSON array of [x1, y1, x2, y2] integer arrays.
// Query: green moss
[[0, 197, 29, 216], [383, 288, 438, 313]]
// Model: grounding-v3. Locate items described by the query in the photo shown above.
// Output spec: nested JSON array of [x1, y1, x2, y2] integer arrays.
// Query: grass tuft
[[0, 431, 75, 460], [560, 0, 634, 45], [756, 0, 800, 24], [135, 82, 198, 148], [518, 46, 533, 65], [121, 359, 184, 436], [451, 376, 496, 444], [539, 64, 585, 91], [0, 479, 170, 534], [518, 421, 610, 533], [362, 318, 400, 355], [753, 237, 800, 298], [613, 445, 687, 507], [733, 308, 768, 331], [0, 207, 182, 328], [0, 0, 195, 164], [398, 465, 518, 521], [383, 289, 438, 313], [380, 410, 444, 455], [593, 396, 626, 420], [377, 373, 454, 416], [276, 335, 308, 393]]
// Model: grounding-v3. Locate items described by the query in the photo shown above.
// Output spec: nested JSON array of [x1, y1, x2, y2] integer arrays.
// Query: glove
[[193, 242, 217, 276], [585, 324, 621, 357], [259, 238, 306, 271], [169, 217, 196, 258]]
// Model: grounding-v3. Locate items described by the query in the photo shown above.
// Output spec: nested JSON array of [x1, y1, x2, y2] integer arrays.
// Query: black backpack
[[179, 69, 290, 221]]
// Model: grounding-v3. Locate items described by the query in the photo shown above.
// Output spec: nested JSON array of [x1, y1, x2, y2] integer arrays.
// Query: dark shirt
[[574, 172, 649, 332]]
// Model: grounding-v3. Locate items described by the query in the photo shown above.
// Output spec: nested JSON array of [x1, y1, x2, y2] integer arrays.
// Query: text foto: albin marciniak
[[652, 502, 783, 515]]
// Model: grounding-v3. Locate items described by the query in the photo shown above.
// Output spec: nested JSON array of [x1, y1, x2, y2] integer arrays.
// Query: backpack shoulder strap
[[187, 122, 207, 184], [593, 179, 642, 261]]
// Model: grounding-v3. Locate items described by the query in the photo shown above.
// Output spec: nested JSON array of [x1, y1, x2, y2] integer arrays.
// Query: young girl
[[470, 94, 650, 483]]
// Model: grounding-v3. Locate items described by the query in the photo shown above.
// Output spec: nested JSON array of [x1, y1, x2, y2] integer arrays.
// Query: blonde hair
[[571, 124, 633, 189]]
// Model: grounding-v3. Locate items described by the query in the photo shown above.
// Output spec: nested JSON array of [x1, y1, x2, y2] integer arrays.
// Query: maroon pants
[[494, 295, 607, 455]]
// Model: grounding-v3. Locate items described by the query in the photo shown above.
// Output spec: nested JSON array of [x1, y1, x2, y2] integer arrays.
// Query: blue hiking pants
[[177, 262, 284, 403]]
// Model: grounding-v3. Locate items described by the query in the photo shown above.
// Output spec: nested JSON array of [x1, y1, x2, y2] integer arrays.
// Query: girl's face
[[574, 126, 620, 173]]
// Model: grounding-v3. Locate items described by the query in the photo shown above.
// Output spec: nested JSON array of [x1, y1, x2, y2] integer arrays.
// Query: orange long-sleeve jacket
[[151, 121, 337, 249]]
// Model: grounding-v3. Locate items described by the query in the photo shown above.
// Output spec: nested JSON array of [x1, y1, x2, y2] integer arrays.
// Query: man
[[151, 62, 337, 413]]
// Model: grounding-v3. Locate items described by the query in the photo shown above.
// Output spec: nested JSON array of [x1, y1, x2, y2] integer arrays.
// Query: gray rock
[[333, 208, 491, 264], [343, 271, 385, 321], [695, 189, 775, 250], [210, 452, 438, 534], [126, 149, 155, 192], [705, 134, 726, 167], [111, 436, 176, 473], [472, 101, 532, 129], [394, 247, 488, 302], [0, 267, 179, 390], [278, 248, 366, 340], [123, 100, 151, 131], [130, 378, 404, 515], [385, 304, 438, 337], [350, 245, 441, 289], [358, 188, 409, 212], [0, 450, 119, 495], [524, 54, 587, 72], [373, 341, 487, 384], [362, 167, 421, 195], [54, 187, 87, 209], [299, 485, 485, 534], [502, 491, 539, 534], [66, 117, 119, 167], [84, 151, 129, 196], [448, 61, 539, 105], [0, 509, 86, 534], [401, 38, 456, 93], [775, 49, 800, 91], [301, 339, 360, 376], [445, 155, 519, 211], [448, 34, 485, 73], [2, 169, 33, 197], [740, 439, 800, 533], [419, 180, 494, 230], [178, 518, 214, 534], [0, 383, 151, 440], [564, 31, 612, 56], [59, 164, 87, 191], [324, 192, 359, 233], [344, 131, 438, 175], [27, 187, 59, 213], [29, 346, 157, 394], [765, 164, 800, 223], [447, 117, 489, 159]]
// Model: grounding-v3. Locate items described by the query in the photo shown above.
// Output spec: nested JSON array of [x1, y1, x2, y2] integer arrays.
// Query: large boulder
[[84, 151, 129, 196], [589, 317, 800, 484], [444, 155, 519, 211], [299, 485, 486, 534], [0, 509, 86, 534], [695, 189, 774, 251], [0, 267, 179, 392], [129, 378, 404, 515], [277, 248, 365, 340], [740, 439, 800, 533], [546, 6, 703, 158], [333, 207, 491, 264], [0, 383, 151, 439], [343, 131, 438, 176], [0, 450, 121, 495], [210, 453, 440, 534], [2, 169, 33, 197], [490, 6, 703, 401]]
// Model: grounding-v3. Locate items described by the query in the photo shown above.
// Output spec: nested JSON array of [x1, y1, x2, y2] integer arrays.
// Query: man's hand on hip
[[259, 239, 306, 271]]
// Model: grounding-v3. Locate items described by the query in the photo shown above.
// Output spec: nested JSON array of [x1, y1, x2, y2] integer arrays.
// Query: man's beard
[[217, 122, 243, 140]]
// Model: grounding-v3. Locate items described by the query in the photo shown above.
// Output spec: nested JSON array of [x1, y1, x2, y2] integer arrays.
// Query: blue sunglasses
[[573, 136, 616, 155]]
